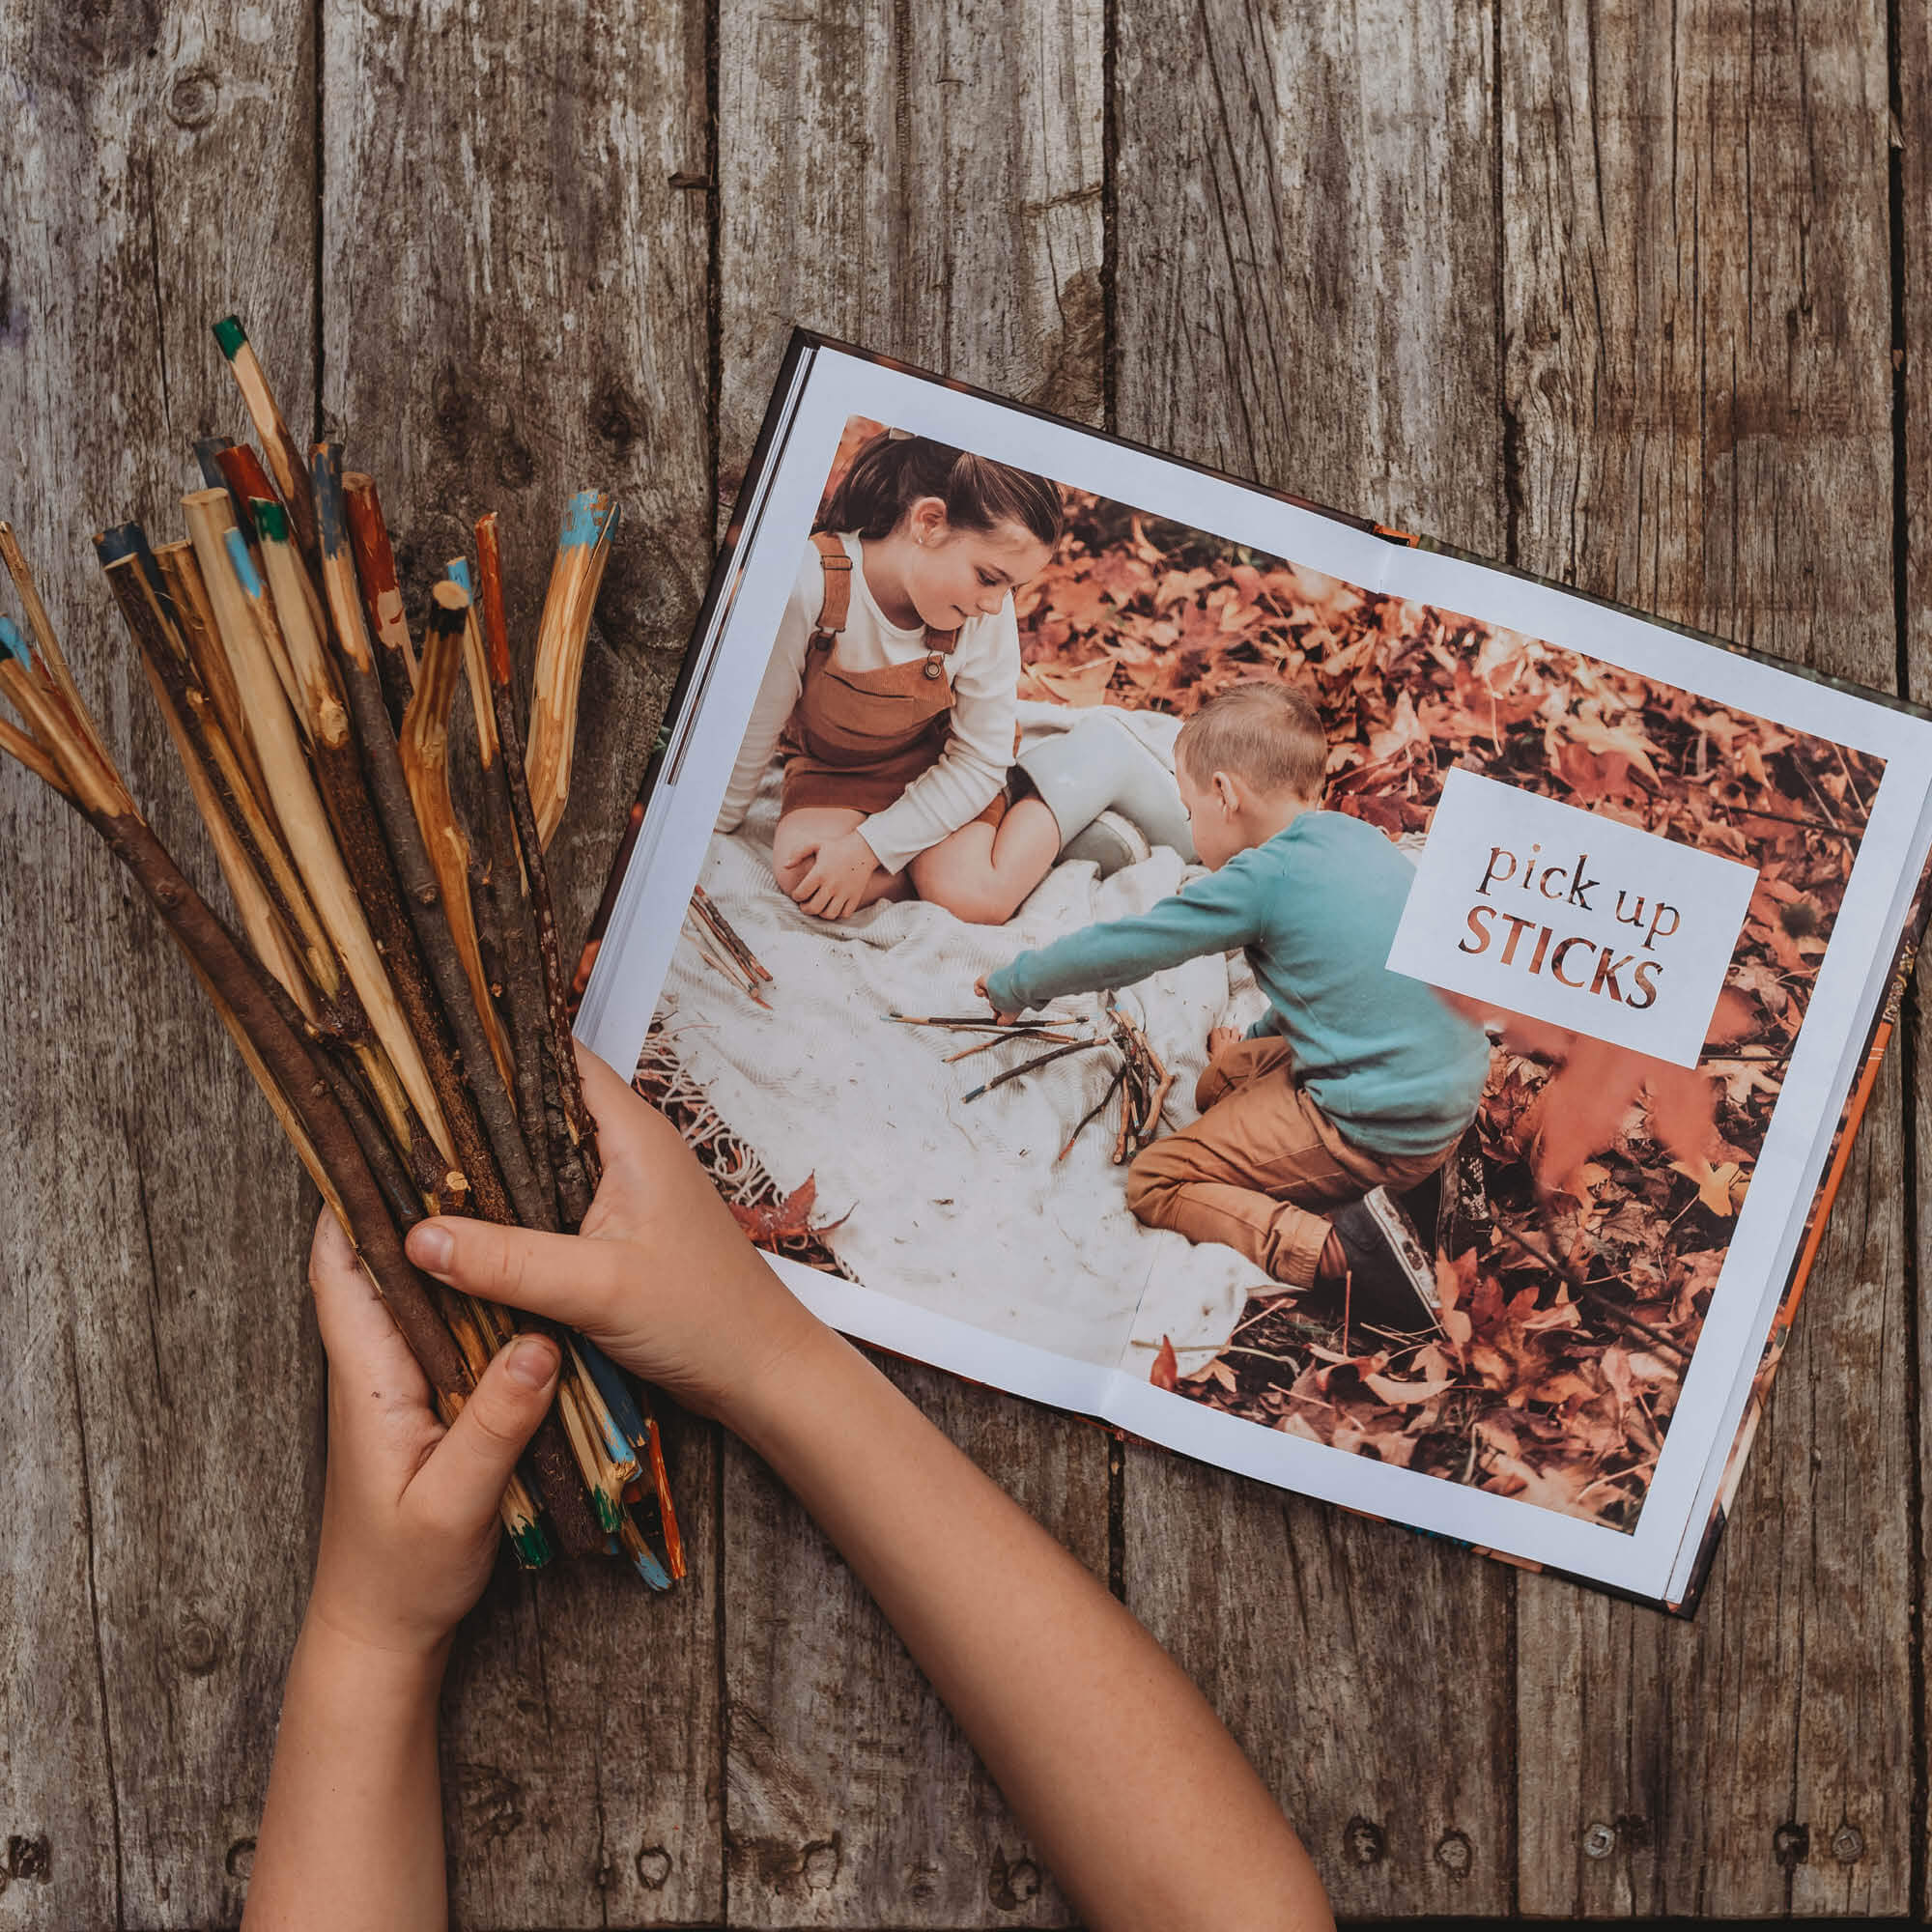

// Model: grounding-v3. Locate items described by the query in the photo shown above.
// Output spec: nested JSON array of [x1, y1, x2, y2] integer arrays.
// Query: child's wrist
[[719, 1302, 849, 1452], [298, 1595, 454, 1693]]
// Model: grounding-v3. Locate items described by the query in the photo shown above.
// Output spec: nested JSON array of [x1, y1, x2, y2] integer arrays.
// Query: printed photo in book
[[577, 337, 1932, 1611]]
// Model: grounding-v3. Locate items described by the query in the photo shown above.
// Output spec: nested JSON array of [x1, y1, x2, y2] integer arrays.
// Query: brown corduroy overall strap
[[807, 529, 959, 674]]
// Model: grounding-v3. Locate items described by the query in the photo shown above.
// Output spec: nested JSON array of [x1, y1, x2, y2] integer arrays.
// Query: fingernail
[[506, 1336, 558, 1389], [407, 1222, 454, 1273]]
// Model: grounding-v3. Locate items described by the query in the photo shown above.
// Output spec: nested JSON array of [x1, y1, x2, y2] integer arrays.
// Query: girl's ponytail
[[821, 431, 1064, 550]]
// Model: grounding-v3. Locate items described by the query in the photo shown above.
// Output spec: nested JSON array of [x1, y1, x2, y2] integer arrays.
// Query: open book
[[576, 331, 1932, 1615]]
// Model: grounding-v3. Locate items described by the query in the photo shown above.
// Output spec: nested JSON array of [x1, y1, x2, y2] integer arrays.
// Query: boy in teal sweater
[[979, 683, 1492, 1327]]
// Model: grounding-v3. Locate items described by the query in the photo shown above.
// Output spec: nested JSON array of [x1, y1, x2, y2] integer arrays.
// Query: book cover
[[576, 331, 1932, 1613]]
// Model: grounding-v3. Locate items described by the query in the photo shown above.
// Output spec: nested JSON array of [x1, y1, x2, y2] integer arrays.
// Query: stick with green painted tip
[[212, 315, 321, 572]]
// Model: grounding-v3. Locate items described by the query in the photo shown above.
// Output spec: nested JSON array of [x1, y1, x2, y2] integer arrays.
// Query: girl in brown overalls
[[715, 431, 1067, 923]]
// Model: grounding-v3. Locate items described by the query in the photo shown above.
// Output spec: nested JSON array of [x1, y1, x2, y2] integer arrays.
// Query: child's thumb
[[412, 1333, 560, 1532]]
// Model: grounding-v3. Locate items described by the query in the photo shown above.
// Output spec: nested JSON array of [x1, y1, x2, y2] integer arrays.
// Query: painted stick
[[98, 543, 315, 1009], [309, 443, 549, 1230], [407, 583, 516, 1097], [0, 521, 114, 769], [212, 315, 322, 575], [341, 471, 419, 721], [526, 489, 618, 848], [182, 487, 451, 1154], [0, 643, 469, 1396], [472, 514, 557, 1212], [152, 539, 272, 811], [215, 440, 331, 643], [442, 558, 499, 765]]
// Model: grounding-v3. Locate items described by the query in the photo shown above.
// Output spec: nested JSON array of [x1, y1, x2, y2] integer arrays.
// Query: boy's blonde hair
[[1175, 681, 1327, 800]]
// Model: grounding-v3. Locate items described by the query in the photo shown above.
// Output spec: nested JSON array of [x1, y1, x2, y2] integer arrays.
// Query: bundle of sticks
[[891, 1003, 1176, 1159], [0, 314, 679, 1585]]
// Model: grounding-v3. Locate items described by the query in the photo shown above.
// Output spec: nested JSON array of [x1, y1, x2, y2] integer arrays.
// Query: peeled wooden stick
[[212, 315, 321, 576], [308, 444, 549, 1230], [408, 583, 516, 1094], [96, 541, 314, 1009], [0, 626, 468, 1397], [183, 487, 450, 1154], [0, 521, 114, 771], [526, 489, 618, 849], [341, 471, 419, 721], [214, 440, 332, 644], [152, 539, 272, 810]]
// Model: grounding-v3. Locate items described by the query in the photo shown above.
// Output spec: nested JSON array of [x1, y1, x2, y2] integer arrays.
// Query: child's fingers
[[408, 1332, 559, 1532], [405, 1214, 628, 1331], [308, 1208, 430, 1396], [572, 1041, 707, 1188]]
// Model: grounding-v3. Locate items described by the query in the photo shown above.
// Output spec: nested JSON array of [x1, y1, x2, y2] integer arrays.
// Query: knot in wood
[[1773, 1822, 1810, 1869], [1344, 1816, 1386, 1865], [175, 1611, 223, 1675], [5, 1835, 51, 1883], [635, 1846, 672, 1891], [1435, 1830, 1473, 1878], [223, 1838, 255, 1880]]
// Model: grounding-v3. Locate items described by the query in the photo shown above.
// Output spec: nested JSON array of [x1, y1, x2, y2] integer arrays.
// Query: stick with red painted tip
[[342, 470, 419, 723]]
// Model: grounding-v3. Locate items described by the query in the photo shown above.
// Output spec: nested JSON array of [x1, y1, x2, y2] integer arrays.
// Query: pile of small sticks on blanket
[[0, 314, 679, 1585], [683, 884, 774, 1007], [888, 1004, 1177, 1163]]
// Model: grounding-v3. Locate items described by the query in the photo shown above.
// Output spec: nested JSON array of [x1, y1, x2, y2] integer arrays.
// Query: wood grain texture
[[0, 5, 322, 1927], [717, 3, 1108, 1920], [1112, 0, 1517, 1918], [319, 0, 718, 1922], [1501, 0, 1910, 1912]]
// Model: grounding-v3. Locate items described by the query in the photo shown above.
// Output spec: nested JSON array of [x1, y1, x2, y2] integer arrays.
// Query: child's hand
[[305, 1208, 561, 1660], [974, 972, 1020, 1023], [1207, 1025, 1242, 1061], [788, 828, 881, 920], [404, 1045, 826, 1430]]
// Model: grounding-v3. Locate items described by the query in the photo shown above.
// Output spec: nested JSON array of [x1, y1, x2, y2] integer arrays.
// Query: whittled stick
[[152, 539, 272, 810], [215, 440, 331, 643], [309, 444, 549, 1230], [0, 641, 469, 1396], [213, 315, 321, 574], [526, 490, 617, 849], [341, 471, 419, 722], [408, 583, 516, 1095], [183, 488, 450, 1155], [0, 522, 115, 771]]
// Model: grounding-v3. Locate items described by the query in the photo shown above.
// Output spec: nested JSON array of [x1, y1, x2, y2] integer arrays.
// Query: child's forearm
[[242, 1616, 450, 1931], [732, 1325, 1333, 1932]]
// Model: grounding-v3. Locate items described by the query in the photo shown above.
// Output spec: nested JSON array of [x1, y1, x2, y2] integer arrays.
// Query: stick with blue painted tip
[[0, 521, 115, 769], [442, 555, 500, 766], [0, 616, 70, 795], [526, 489, 619, 849]]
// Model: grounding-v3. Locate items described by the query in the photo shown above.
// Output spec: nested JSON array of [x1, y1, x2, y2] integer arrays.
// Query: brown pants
[[1124, 1037, 1455, 1289]]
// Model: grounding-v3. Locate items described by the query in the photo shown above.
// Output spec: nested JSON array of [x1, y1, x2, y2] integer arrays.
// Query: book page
[[579, 340, 1932, 1604]]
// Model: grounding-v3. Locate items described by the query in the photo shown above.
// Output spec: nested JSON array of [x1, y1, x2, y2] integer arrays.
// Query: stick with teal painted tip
[[526, 490, 619, 848], [0, 521, 116, 770], [212, 315, 320, 572]]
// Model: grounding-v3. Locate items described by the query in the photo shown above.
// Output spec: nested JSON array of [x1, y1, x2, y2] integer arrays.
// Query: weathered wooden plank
[[0, 5, 322, 1927], [1112, 0, 1516, 1917], [320, 0, 717, 1924], [718, 3, 1108, 1921], [1902, 0, 1932, 1911], [1501, 0, 1909, 1912]]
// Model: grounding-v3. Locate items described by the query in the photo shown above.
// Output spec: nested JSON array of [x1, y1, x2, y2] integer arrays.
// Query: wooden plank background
[[0, 0, 1921, 1922]]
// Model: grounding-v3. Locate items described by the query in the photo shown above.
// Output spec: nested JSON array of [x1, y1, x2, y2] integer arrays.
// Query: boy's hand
[[405, 1044, 826, 1430], [305, 1209, 560, 1661], [1207, 1025, 1242, 1061], [974, 972, 1020, 1023], [789, 828, 881, 920]]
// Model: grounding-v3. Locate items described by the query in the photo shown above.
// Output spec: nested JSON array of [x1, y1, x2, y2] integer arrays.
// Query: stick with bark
[[471, 514, 557, 1213], [961, 1037, 1105, 1103], [481, 566, 601, 1220], [307, 446, 550, 1231], [342, 472, 420, 723], [1057, 1061, 1130, 1163]]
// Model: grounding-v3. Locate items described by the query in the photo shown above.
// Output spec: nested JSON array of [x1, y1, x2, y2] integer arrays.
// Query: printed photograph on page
[[626, 410, 1884, 1533]]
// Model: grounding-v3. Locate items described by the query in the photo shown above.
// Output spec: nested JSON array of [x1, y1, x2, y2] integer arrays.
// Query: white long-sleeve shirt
[[715, 530, 1022, 874]]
